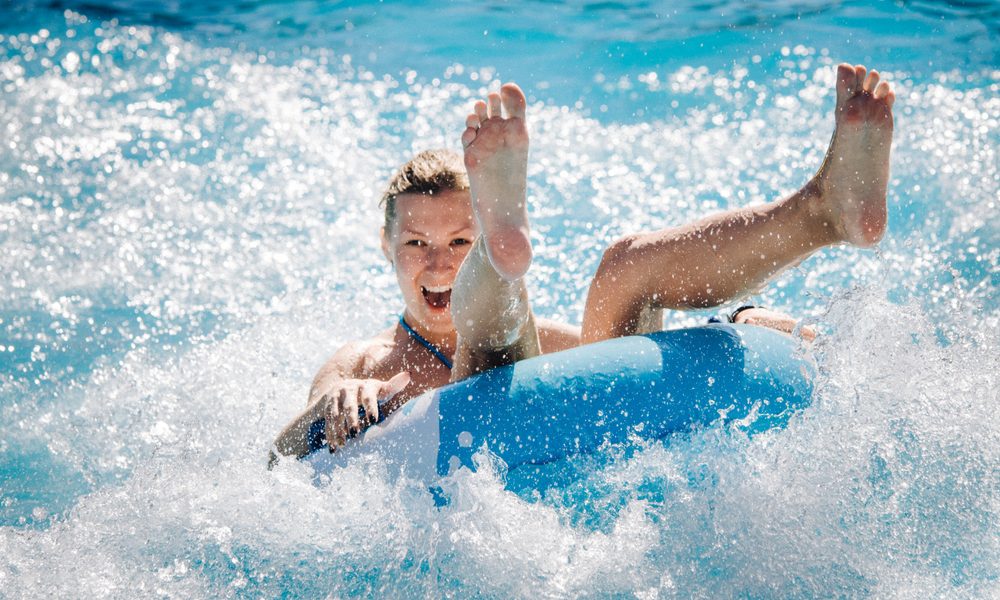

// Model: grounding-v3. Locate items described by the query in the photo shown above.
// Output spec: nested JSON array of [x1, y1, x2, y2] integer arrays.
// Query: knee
[[593, 234, 729, 311], [593, 235, 637, 284]]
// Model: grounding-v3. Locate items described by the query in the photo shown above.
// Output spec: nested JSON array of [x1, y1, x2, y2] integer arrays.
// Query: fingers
[[359, 385, 379, 425], [325, 392, 346, 452], [309, 370, 340, 406], [326, 386, 359, 452], [344, 387, 361, 433], [732, 307, 761, 325], [377, 372, 411, 414], [324, 422, 341, 453], [319, 373, 411, 453], [324, 405, 337, 453], [383, 371, 411, 397], [733, 308, 818, 341], [336, 387, 353, 443]]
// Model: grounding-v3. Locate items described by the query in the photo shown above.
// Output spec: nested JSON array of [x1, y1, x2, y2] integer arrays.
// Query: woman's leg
[[583, 64, 895, 342], [450, 83, 540, 380]]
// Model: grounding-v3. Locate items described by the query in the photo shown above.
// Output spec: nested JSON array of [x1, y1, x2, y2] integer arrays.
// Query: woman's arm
[[269, 341, 408, 467]]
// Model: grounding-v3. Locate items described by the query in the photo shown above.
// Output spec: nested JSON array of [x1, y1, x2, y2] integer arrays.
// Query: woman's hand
[[313, 372, 411, 451], [732, 307, 817, 342]]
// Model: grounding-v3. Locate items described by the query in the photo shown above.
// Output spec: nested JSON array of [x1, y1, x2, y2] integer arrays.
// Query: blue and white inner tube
[[304, 324, 815, 490]]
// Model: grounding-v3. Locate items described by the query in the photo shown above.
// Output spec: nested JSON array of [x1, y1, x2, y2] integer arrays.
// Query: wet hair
[[379, 149, 469, 229]]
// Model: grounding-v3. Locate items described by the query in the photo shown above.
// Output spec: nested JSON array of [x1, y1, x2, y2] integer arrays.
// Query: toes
[[500, 82, 527, 121], [836, 63, 857, 105], [487, 92, 502, 119], [465, 113, 481, 129], [461, 126, 478, 149], [873, 80, 891, 100], [863, 69, 880, 93], [884, 89, 896, 109], [853, 64, 867, 89], [474, 100, 488, 122]]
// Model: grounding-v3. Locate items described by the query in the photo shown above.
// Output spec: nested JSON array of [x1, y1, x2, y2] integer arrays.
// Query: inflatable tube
[[304, 324, 814, 488]]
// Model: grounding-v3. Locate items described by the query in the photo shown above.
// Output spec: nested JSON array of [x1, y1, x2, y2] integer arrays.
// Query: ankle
[[789, 178, 843, 246]]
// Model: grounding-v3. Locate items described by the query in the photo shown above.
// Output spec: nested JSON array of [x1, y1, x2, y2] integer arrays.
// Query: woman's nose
[[427, 245, 456, 270]]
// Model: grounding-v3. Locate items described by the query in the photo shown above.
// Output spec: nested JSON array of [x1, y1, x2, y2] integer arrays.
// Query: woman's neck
[[400, 312, 456, 356]]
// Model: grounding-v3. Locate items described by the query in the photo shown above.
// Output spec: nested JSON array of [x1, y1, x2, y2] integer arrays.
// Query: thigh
[[450, 316, 541, 382]]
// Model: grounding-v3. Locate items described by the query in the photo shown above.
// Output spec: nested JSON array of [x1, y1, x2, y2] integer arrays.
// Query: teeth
[[423, 285, 451, 293]]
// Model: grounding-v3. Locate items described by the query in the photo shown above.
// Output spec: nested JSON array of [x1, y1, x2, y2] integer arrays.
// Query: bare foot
[[461, 83, 532, 281], [813, 63, 895, 247]]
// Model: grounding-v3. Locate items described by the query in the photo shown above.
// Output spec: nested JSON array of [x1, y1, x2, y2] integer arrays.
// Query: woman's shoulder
[[313, 325, 401, 382]]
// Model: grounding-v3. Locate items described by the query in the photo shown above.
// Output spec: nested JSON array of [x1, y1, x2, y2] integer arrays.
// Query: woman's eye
[[451, 238, 471, 246], [405, 239, 426, 247]]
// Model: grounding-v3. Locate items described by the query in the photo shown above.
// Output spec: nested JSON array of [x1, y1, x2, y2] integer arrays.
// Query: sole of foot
[[815, 63, 895, 247], [462, 83, 533, 281]]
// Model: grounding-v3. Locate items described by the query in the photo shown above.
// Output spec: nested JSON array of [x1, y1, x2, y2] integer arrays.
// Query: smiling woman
[[269, 153, 477, 458], [383, 187, 476, 345], [272, 132, 582, 460], [276, 62, 895, 463], [270, 85, 601, 462], [2, 0, 998, 596]]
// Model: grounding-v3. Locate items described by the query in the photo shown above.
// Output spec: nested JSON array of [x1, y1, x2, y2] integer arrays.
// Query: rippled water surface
[[1, 0, 998, 597]]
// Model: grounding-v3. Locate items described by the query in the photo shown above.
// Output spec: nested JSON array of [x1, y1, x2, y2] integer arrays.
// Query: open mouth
[[421, 285, 452, 310]]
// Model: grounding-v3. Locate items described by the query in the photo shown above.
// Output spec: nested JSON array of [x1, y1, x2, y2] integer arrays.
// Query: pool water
[[1, 0, 998, 597]]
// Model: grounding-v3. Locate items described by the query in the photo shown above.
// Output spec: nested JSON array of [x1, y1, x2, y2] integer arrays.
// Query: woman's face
[[381, 189, 478, 338]]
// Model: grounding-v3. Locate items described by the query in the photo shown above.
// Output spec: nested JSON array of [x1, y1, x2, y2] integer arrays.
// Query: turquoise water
[[1, 0, 998, 597]]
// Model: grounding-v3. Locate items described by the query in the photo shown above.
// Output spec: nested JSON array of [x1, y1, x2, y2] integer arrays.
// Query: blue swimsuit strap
[[399, 315, 453, 370]]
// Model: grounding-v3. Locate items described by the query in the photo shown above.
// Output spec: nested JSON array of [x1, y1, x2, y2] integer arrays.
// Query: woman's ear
[[380, 227, 392, 266]]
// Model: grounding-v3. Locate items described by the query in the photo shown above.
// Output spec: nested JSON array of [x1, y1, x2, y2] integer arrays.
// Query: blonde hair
[[379, 149, 469, 227]]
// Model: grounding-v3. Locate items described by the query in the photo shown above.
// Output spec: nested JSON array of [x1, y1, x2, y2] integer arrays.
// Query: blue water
[[1, 0, 998, 597]]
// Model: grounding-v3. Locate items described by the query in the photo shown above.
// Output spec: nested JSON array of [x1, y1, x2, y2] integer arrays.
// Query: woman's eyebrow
[[400, 226, 474, 237], [400, 228, 429, 237]]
